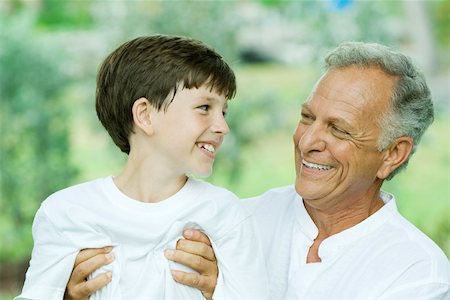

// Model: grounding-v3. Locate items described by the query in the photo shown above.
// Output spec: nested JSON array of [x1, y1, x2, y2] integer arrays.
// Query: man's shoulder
[[389, 211, 449, 262], [242, 185, 298, 214], [377, 208, 450, 280], [241, 185, 300, 272]]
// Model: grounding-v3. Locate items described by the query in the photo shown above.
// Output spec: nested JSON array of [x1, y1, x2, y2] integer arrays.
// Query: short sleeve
[[15, 208, 79, 300]]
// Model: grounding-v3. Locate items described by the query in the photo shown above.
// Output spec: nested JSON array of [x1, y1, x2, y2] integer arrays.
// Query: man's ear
[[377, 136, 413, 179], [132, 97, 155, 136]]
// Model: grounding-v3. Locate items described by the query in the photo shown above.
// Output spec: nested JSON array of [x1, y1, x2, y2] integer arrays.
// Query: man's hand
[[64, 247, 114, 300], [164, 229, 218, 300]]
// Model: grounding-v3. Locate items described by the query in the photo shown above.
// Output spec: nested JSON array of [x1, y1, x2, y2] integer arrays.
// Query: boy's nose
[[211, 114, 230, 135]]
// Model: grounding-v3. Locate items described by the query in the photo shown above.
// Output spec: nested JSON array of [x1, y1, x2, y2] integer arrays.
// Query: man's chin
[[295, 182, 328, 202]]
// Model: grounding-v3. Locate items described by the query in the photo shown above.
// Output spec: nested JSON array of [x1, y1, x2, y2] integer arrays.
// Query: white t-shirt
[[243, 185, 450, 300], [17, 176, 268, 300]]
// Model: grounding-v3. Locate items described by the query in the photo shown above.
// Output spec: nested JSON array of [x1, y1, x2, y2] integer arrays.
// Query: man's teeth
[[199, 143, 215, 153], [302, 160, 332, 171]]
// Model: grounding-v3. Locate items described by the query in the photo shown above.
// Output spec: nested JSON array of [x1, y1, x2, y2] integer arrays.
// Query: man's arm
[[64, 247, 114, 300], [164, 229, 218, 300], [64, 230, 218, 300]]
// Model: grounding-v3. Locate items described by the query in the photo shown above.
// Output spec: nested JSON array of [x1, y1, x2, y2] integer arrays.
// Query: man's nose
[[298, 123, 326, 153]]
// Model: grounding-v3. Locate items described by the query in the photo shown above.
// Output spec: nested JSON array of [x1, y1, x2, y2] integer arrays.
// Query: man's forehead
[[314, 67, 393, 108]]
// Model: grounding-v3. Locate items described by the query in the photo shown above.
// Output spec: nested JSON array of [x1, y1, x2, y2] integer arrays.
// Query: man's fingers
[[165, 249, 215, 274], [70, 251, 114, 283], [66, 272, 112, 299], [81, 272, 112, 296], [74, 247, 113, 266], [171, 270, 215, 292], [183, 229, 212, 246], [176, 239, 216, 262]]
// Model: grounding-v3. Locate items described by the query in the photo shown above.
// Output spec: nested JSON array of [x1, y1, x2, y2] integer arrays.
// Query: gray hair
[[324, 42, 434, 180]]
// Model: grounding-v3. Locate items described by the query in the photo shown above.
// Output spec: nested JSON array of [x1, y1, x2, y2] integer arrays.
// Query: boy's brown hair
[[96, 35, 236, 154]]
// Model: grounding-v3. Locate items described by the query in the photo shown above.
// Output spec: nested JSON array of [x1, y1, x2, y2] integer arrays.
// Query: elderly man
[[65, 42, 449, 299]]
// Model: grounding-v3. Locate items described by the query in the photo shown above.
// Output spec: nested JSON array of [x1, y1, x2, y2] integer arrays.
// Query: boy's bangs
[[183, 68, 236, 100]]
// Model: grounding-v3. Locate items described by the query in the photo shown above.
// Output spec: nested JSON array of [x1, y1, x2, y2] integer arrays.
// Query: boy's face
[[149, 85, 229, 177]]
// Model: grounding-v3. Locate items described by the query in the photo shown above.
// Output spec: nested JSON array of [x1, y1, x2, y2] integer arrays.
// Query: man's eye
[[332, 126, 349, 135], [300, 113, 313, 123]]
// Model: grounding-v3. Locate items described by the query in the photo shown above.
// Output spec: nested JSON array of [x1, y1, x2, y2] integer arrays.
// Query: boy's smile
[[147, 84, 229, 178], [196, 141, 219, 159]]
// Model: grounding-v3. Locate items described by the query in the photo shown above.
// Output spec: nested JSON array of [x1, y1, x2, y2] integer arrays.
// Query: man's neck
[[305, 196, 384, 237], [304, 190, 385, 263]]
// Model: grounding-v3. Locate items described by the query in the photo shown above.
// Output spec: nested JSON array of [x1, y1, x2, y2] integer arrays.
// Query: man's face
[[293, 66, 396, 210]]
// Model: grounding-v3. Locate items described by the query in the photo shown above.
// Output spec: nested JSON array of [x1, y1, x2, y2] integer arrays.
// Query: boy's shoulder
[[189, 177, 240, 202], [41, 177, 109, 211], [187, 177, 248, 220]]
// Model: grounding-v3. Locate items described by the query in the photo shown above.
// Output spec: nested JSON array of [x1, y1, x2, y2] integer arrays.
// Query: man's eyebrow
[[329, 116, 353, 128], [301, 103, 354, 130], [301, 103, 311, 112]]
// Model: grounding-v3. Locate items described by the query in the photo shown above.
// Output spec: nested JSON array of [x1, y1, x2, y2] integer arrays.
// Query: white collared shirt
[[244, 186, 450, 300]]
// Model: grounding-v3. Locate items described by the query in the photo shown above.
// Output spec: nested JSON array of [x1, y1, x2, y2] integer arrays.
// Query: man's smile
[[302, 159, 333, 171]]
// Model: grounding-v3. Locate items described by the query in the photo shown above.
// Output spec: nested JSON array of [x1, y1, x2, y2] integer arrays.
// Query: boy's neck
[[113, 154, 188, 203]]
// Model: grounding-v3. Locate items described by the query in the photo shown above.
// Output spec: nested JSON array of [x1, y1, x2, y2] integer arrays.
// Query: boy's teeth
[[199, 143, 215, 153], [302, 159, 332, 171]]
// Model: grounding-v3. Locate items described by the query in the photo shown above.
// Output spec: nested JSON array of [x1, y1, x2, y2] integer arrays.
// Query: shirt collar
[[294, 193, 318, 242], [295, 191, 398, 260]]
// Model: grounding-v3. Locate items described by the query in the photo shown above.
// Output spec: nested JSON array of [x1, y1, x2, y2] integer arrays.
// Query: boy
[[16, 35, 268, 300]]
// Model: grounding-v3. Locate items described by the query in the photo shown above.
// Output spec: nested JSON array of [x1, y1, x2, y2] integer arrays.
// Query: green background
[[1, 0, 449, 298]]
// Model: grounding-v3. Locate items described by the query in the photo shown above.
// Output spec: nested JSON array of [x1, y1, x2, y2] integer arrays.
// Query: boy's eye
[[198, 105, 209, 111], [222, 110, 227, 117]]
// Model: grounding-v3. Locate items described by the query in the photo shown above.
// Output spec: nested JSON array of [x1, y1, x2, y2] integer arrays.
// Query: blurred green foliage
[[431, 0, 450, 49], [37, 0, 94, 29], [0, 1, 449, 296], [0, 13, 78, 262]]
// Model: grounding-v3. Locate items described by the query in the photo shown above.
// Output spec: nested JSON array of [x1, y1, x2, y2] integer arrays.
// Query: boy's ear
[[132, 97, 155, 135], [377, 136, 413, 179]]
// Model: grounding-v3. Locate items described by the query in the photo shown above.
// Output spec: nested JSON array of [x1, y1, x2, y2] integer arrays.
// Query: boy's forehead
[[198, 89, 229, 108], [173, 85, 228, 105]]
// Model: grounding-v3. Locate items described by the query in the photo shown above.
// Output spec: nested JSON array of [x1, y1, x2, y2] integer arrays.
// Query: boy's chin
[[190, 168, 213, 178]]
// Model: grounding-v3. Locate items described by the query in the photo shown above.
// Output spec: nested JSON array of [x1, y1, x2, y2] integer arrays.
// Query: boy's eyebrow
[[204, 96, 228, 110]]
